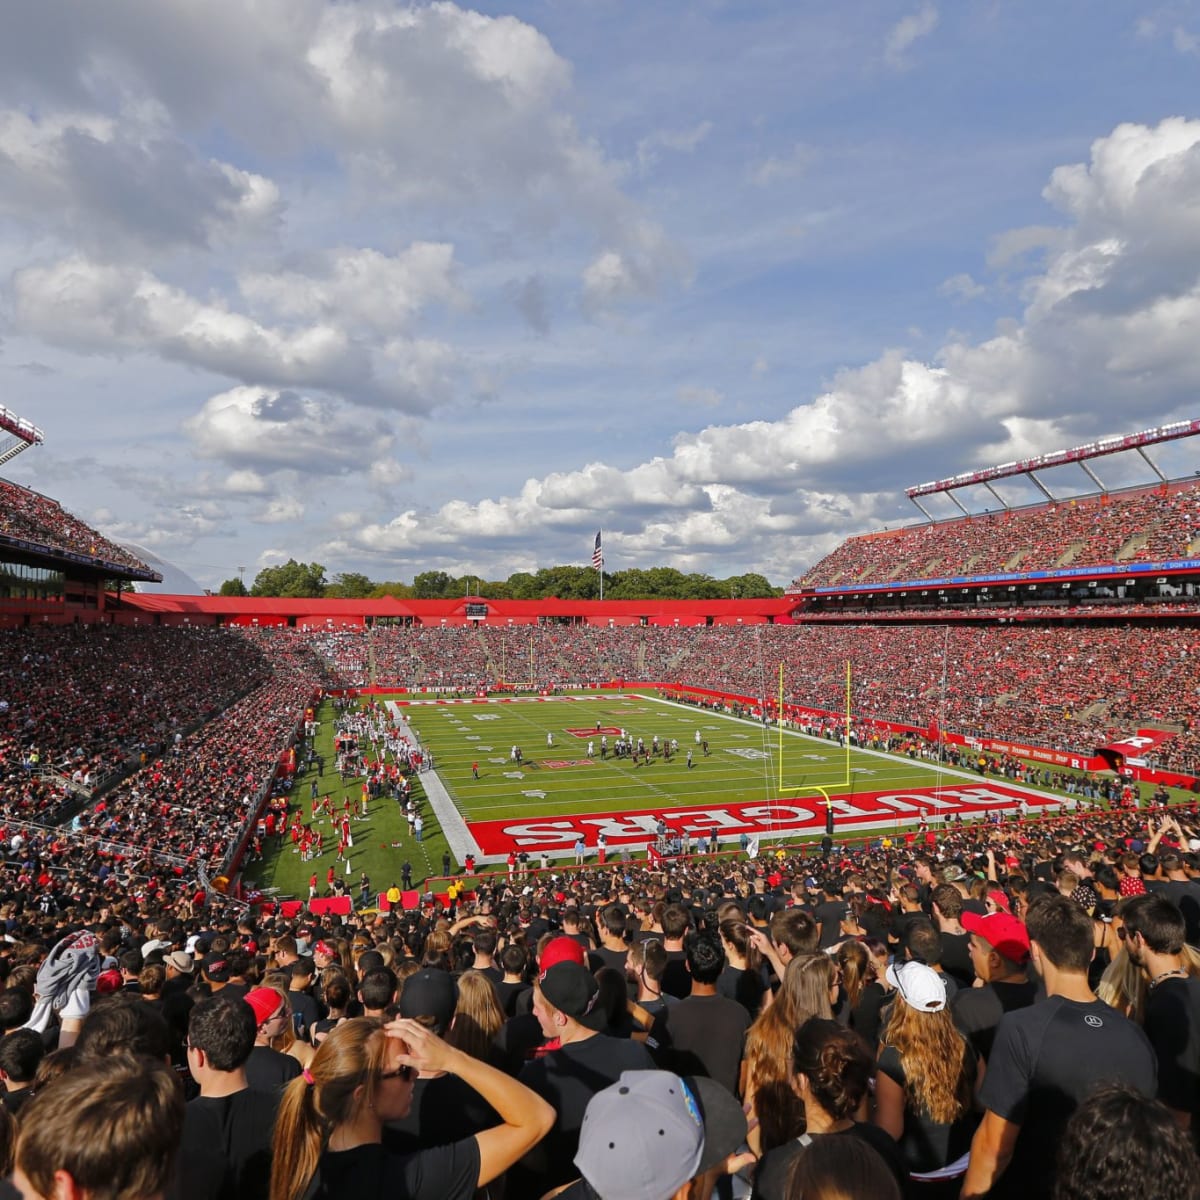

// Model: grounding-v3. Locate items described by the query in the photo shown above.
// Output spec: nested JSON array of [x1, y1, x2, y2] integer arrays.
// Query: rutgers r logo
[[1084, 1015, 1103, 1028]]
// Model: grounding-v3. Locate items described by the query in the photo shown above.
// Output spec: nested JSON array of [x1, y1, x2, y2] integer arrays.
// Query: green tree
[[681, 573, 726, 599], [412, 570, 455, 598], [325, 571, 375, 599], [725, 572, 783, 598], [370, 581, 414, 598], [507, 571, 539, 599], [532, 565, 600, 599], [250, 560, 327, 598], [218, 577, 248, 596]]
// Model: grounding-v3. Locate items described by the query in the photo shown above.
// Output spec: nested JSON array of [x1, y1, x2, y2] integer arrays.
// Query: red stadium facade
[[111, 593, 800, 628]]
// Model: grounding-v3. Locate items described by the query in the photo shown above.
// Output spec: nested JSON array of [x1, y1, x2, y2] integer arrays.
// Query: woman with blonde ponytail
[[269, 1016, 553, 1200]]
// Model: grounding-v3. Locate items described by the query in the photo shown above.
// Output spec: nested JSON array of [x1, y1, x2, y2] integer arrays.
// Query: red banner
[[1102, 729, 1178, 764], [467, 782, 1059, 853]]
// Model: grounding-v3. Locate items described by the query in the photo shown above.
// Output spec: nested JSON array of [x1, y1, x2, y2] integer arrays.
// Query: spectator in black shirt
[[963, 894, 1157, 1200], [953, 911, 1037, 1063], [813, 880, 850, 951], [0, 1029, 42, 1116], [931, 884, 974, 988], [181, 995, 280, 1200], [1118, 892, 1200, 1136]]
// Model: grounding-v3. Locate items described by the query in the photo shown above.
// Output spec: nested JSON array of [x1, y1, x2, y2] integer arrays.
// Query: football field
[[394, 692, 1064, 857], [241, 689, 1184, 898]]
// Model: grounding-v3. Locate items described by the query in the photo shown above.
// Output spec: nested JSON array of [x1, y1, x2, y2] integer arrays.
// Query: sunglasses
[[379, 1064, 416, 1082]]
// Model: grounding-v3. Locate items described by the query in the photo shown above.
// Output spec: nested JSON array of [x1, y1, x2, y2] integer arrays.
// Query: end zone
[[466, 782, 1061, 853]]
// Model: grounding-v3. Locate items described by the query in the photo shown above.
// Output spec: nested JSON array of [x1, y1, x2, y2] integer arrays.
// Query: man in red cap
[[952, 911, 1038, 1063], [241, 987, 301, 1094]]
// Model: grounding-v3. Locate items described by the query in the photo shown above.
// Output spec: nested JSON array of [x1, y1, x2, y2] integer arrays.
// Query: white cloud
[[254, 495, 306, 524], [750, 143, 815, 187], [184, 386, 395, 476], [0, 108, 281, 253], [939, 273, 985, 301], [11, 256, 458, 411], [1173, 27, 1200, 55], [885, 4, 939, 68], [0, 2, 681, 316], [636, 121, 713, 172], [239, 244, 467, 334]]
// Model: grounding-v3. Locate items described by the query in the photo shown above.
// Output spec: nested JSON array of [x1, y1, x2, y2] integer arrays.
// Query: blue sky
[[2, 1, 1200, 590]]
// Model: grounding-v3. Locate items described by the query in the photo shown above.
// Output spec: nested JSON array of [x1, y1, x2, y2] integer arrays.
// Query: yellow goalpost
[[775, 659, 853, 824], [498, 630, 536, 689]]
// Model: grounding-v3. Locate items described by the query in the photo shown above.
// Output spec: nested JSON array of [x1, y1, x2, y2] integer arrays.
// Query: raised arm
[[387, 1017, 554, 1188]]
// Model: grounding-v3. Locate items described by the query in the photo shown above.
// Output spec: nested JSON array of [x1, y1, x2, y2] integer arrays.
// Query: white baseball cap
[[886, 960, 947, 1012]]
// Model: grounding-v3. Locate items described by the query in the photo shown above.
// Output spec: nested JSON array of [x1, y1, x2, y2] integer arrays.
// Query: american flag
[[592, 530, 603, 570]]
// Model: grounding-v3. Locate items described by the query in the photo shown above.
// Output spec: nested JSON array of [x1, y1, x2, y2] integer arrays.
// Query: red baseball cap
[[539, 935, 586, 977], [962, 911, 1030, 965]]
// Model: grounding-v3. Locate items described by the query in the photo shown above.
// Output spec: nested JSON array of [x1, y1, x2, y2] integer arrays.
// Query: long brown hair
[[836, 940, 871, 1010], [743, 953, 835, 1150], [879, 995, 973, 1124], [447, 970, 504, 1062], [269, 1019, 389, 1200]]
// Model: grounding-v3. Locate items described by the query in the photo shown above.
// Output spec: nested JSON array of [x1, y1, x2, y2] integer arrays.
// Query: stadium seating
[[309, 622, 1200, 776], [800, 480, 1200, 588], [0, 477, 151, 572]]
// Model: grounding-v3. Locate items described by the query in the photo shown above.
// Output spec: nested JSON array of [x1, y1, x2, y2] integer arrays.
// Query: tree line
[[219, 560, 783, 600]]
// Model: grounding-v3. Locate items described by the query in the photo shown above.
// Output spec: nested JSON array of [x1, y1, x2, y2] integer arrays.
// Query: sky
[[4, 1, 1200, 592]]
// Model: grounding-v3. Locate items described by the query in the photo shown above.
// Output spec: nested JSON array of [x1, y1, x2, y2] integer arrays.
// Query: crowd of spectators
[[0, 800, 1198, 1199], [801, 480, 1200, 588], [0, 626, 271, 810], [0, 627, 350, 913], [0, 478, 150, 573]]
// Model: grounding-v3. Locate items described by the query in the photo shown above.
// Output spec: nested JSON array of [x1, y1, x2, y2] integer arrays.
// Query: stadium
[[3, 405, 1199, 898], [6, 403, 1200, 1197]]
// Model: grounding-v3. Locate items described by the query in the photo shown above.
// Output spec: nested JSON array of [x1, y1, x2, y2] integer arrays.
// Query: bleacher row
[[0, 478, 151, 573], [800, 479, 1200, 588]]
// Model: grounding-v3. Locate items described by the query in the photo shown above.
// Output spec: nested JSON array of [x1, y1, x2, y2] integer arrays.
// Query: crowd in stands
[[0, 478, 151, 573], [801, 480, 1200, 588], [0, 627, 271, 808], [0, 627, 346, 910], [307, 621, 1200, 776], [0, 800, 1198, 1199]]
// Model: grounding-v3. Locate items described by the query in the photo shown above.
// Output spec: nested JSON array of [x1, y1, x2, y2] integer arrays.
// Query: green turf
[[408, 692, 940, 822], [242, 689, 1197, 901], [241, 701, 444, 901]]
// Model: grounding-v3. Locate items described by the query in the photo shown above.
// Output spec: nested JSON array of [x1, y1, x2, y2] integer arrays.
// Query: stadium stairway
[[1116, 531, 1151, 561]]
